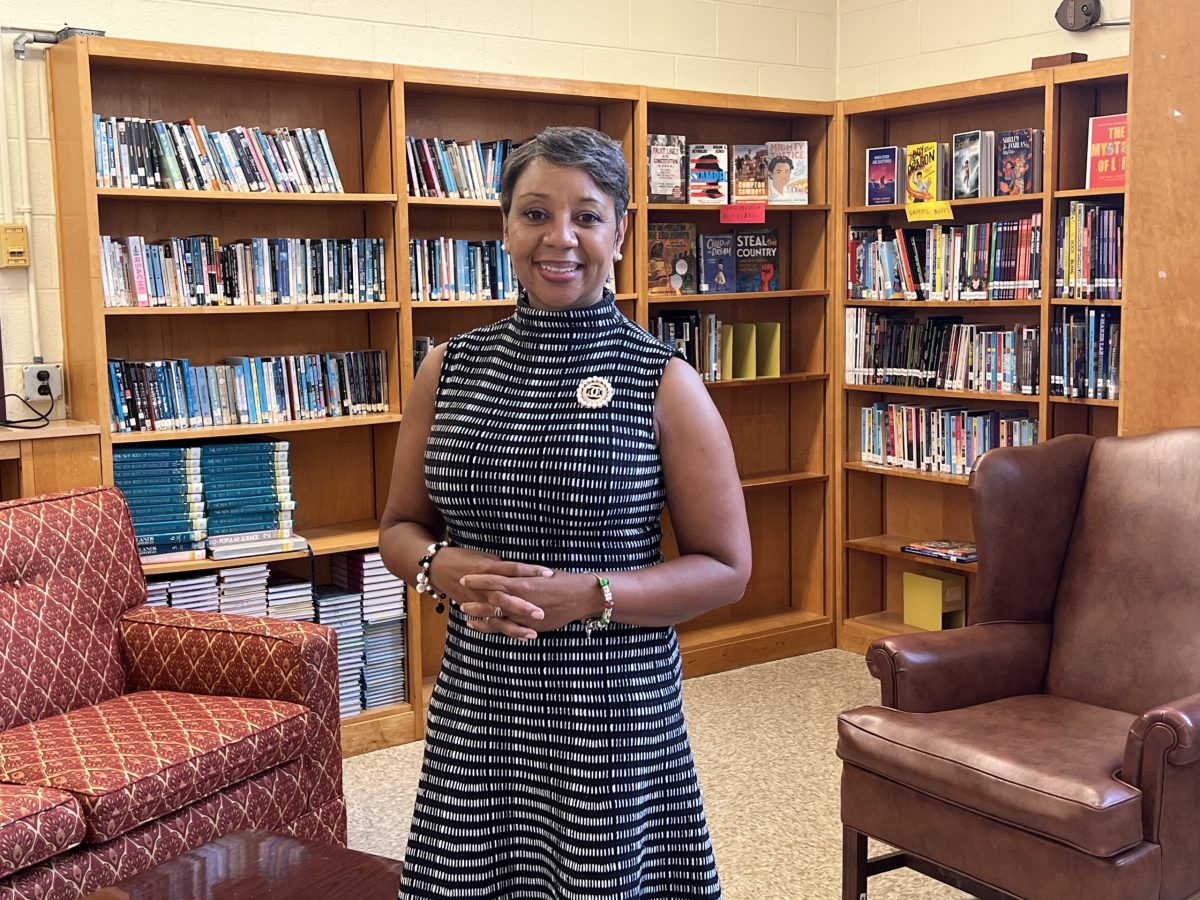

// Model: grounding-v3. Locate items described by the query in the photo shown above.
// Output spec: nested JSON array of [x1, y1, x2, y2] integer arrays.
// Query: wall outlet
[[22, 364, 63, 402]]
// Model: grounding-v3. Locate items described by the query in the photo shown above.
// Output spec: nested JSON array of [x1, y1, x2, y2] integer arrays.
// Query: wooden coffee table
[[82, 831, 403, 900]]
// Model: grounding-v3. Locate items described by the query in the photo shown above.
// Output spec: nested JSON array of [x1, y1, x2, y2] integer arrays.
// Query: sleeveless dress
[[401, 292, 722, 899]]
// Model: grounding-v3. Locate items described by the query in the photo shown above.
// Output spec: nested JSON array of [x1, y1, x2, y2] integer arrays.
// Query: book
[[734, 228, 779, 293], [647, 134, 687, 203], [1085, 113, 1127, 190], [765, 141, 808, 204], [698, 233, 735, 294], [647, 222, 697, 295], [866, 146, 903, 205], [731, 144, 768, 203], [905, 141, 948, 202], [952, 130, 995, 200], [996, 128, 1042, 196], [209, 535, 309, 560], [688, 144, 728, 205], [900, 540, 978, 563]]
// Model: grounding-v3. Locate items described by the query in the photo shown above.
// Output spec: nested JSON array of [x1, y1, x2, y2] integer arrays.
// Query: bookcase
[[835, 59, 1129, 653]]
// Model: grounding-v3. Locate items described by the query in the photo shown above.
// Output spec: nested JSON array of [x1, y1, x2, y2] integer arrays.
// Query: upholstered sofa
[[0, 486, 345, 899]]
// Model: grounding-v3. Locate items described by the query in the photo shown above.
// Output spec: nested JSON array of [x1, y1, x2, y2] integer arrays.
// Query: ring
[[493, 606, 506, 619]]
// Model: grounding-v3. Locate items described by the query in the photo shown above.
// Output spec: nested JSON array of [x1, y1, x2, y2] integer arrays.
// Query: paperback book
[[647, 222, 698, 295], [698, 233, 735, 294], [688, 144, 729, 205], [866, 146, 904, 205], [996, 128, 1042, 196], [734, 228, 779, 293], [952, 130, 995, 199], [731, 144, 768, 203], [1085, 113, 1127, 190], [900, 540, 978, 563], [647, 133, 688, 203], [765, 141, 808, 204], [905, 141, 949, 202]]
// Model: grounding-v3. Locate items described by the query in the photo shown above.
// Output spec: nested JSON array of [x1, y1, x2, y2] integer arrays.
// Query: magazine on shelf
[[899, 540, 978, 563]]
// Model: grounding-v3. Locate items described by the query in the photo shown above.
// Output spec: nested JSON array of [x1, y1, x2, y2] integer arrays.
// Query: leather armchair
[[838, 429, 1200, 900]]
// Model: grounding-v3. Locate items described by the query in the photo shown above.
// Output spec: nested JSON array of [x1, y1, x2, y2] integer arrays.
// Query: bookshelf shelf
[[648, 289, 827, 305], [301, 518, 382, 554], [740, 471, 827, 489], [707, 372, 827, 390], [109, 413, 402, 443], [1054, 187, 1125, 199], [845, 384, 1037, 402], [97, 188, 398, 204], [142, 549, 310, 577], [407, 196, 639, 211], [645, 202, 830, 213], [843, 461, 970, 486], [410, 300, 516, 309], [1049, 396, 1120, 408], [838, 611, 925, 655], [845, 299, 1042, 309], [845, 194, 1045, 216], [844, 534, 979, 574], [1050, 298, 1123, 307], [105, 303, 401, 315]]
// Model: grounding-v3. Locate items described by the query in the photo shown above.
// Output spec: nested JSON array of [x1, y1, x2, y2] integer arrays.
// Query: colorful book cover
[[765, 140, 808, 203], [647, 133, 687, 203], [996, 129, 1038, 196], [866, 146, 902, 205], [698, 232, 735, 294], [1086, 113, 1127, 189], [647, 222, 698, 295], [731, 144, 768, 203], [900, 540, 978, 563], [734, 228, 779, 293], [905, 141, 942, 202], [688, 144, 729, 205], [952, 131, 982, 199]]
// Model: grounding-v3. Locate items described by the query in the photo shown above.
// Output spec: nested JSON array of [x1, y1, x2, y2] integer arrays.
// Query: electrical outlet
[[22, 364, 63, 402]]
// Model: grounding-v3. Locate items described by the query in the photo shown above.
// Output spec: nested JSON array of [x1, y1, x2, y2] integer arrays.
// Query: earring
[[613, 251, 623, 260]]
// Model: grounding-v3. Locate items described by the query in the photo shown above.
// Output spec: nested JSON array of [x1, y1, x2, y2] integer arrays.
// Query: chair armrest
[[867, 622, 1052, 713], [1124, 691, 1200, 781], [119, 607, 343, 807]]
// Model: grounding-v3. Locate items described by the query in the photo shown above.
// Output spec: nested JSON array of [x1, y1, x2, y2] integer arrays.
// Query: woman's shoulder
[[615, 315, 677, 361]]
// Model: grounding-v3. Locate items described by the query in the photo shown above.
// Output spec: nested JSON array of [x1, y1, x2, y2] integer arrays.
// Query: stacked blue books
[[267, 573, 315, 622], [332, 551, 407, 709], [314, 586, 365, 717], [218, 564, 269, 617], [113, 446, 206, 564], [201, 441, 307, 560]]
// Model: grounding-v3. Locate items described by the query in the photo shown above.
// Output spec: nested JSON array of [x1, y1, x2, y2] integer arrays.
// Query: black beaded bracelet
[[415, 539, 452, 613]]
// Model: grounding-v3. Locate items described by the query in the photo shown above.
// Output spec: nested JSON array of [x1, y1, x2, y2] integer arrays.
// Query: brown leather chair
[[838, 429, 1200, 900]]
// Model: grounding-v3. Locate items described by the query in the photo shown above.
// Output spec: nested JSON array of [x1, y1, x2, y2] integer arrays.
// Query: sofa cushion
[[0, 487, 146, 731], [838, 693, 1142, 857], [0, 690, 310, 843], [0, 784, 85, 880]]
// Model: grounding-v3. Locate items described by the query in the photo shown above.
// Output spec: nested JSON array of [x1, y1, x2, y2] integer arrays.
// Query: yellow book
[[902, 569, 966, 631], [754, 321, 781, 378], [731, 322, 757, 380]]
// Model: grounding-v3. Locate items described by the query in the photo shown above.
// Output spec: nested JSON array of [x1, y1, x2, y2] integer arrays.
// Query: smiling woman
[[380, 126, 751, 899]]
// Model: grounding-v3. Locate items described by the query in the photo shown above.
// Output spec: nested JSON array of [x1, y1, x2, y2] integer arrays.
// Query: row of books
[[848, 217, 1043, 301], [408, 237, 520, 301], [860, 402, 1039, 476], [649, 224, 779, 296], [107, 350, 388, 433], [1050, 308, 1121, 401], [650, 313, 781, 383], [405, 136, 512, 201], [1055, 203, 1124, 300], [867, 129, 1042, 205], [92, 116, 345, 193], [648, 135, 809, 205], [332, 551, 407, 712], [99, 235, 387, 308], [845, 311, 1040, 396]]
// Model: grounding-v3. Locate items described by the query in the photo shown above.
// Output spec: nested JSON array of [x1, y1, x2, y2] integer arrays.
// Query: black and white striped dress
[[401, 292, 722, 899]]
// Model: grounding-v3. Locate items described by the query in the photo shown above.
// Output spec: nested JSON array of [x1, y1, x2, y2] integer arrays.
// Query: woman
[[380, 125, 751, 898]]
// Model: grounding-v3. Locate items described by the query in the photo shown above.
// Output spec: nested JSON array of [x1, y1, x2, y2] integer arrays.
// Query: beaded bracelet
[[583, 574, 614, 639], [415, 539, 452, 613]]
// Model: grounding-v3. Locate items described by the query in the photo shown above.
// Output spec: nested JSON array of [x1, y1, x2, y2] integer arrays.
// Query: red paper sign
[[719, 203, 766, 224]]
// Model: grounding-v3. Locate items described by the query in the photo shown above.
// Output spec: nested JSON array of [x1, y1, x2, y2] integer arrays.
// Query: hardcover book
[[952, 130, 995, 200], [734, 228, 779, 293], [647, 133, 687, 203], [866, 146, 903, 205], [1085, 113, 1127, 190], [996, 128, 1042, 196], [765, 141, 808, 204], [905, 141, 948, 202], [688, 144, 729, 205], [647, 222, 698, 295], [698, 233, 735, 294], [731, 144, 768, 203]]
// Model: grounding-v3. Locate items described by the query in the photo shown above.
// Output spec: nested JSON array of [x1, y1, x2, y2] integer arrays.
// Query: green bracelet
[[584, 574, 614, 639]]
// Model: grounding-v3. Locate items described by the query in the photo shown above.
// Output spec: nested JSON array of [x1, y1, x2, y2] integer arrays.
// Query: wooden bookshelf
[[835, 58, 1128, 650]]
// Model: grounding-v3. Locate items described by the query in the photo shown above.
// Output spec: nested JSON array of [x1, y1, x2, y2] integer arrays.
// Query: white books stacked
[[362, 619, 407, 710], [331, 551, 406, 623], [218, 564, 269, 617], [314, 586, 365, 717], [144, 579, 171, 607], [161, 573, 220, 613], [267, 573, 315, 622]]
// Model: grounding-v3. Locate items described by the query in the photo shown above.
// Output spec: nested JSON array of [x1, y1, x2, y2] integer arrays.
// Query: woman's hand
[[457, 569, 601, 638], [430, 548, 554, 640]]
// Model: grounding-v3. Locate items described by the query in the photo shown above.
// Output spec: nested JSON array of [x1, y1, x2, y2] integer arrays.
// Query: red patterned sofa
[[0, 486, 345, 899]]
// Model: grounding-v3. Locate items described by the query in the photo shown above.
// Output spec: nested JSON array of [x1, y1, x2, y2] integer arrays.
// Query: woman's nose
[[544, 214, 579, 247]]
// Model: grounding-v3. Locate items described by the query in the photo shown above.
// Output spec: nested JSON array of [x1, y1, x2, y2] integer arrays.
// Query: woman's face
[[503, 159, 627, 311], [770, 161, 792, 192]]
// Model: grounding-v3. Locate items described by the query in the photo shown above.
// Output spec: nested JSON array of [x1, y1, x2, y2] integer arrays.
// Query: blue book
[[698, 233, 735, 294]]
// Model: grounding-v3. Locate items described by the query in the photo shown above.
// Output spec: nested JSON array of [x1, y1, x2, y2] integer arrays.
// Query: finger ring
[[493, 606, 505, 619]]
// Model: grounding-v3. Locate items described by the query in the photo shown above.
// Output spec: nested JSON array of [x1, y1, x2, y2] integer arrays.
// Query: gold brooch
[[576, 376, 614, 409]]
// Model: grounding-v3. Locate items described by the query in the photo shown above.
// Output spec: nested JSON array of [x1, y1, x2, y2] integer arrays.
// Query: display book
[[648, 134, 807, 205], [899, 540, 977, 563], [892, 128, 1040, 203], [648, 223, 779, 296], [1085, 113, 1127, 189]]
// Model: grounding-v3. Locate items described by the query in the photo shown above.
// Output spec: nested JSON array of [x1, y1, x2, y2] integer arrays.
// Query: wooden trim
[[401, 64, 639, 101], [679, 612, 833, 678], [1052, 56, 1130, 84], [646, 85, 834, 117], [841, 69, 1050, 115], [341, 704, 418, 757]]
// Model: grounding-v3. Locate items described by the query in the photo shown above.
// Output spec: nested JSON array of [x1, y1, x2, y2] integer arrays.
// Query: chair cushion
[[0, 690, 310, 843], [0, 784, 85, 880], [838, 694, 1142, 857]]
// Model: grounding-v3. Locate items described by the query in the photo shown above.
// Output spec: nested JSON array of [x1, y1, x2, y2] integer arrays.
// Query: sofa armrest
[[119, 607, 343, 809], [1121, 691, 1200, 843], [867, 621, 1052, 713]]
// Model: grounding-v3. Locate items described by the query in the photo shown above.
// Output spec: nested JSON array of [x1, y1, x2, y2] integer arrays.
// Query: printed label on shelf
[[720, 203, 767, 224]]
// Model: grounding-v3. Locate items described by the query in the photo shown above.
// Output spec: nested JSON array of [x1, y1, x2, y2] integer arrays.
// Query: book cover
[[866, 146, 902, 205], [734, 228, 779, 293], [900, 540, 978, 563], [996, 128, 1039, 196], [905, 141, 944, 202], [698, 233, 735, 294], [952, 131, 982, 199], [647, 133, 687, 203], [731, 144, 768, 203], [765, 141, 808, 204], [647, 222, 698, 295], [1086, 113, 1127, 189], [688, 144, 729, 205]]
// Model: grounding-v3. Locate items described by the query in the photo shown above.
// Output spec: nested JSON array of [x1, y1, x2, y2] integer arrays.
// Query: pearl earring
[[614, 251, 623, 260]]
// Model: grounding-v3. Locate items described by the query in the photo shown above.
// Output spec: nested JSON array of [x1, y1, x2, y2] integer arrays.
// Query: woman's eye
[[523, 209, 547, 221], [577, 212, 601, 224]]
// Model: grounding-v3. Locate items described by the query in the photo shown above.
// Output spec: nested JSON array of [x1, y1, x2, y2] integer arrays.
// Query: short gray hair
[[500, 126, 629, 221]]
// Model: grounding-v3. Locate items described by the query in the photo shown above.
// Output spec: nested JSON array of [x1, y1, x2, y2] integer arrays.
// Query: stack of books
[[145, 580, 170, 607], [217, 565, 270, 617], [314, 586, 365, 717], [201, 441, 306, 560], [333, 551, 407, 710], [266, 573, 315, 622], [157, 573, 220, 613], [362, 620, 407, 709], [114, 446, 207, 565]]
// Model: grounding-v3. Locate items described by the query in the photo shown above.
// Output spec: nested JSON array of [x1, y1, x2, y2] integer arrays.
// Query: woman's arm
[[459, 356, 751, 631]]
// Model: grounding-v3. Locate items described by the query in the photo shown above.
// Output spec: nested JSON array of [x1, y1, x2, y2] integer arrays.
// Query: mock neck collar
[[512, 290, 620, 336]]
